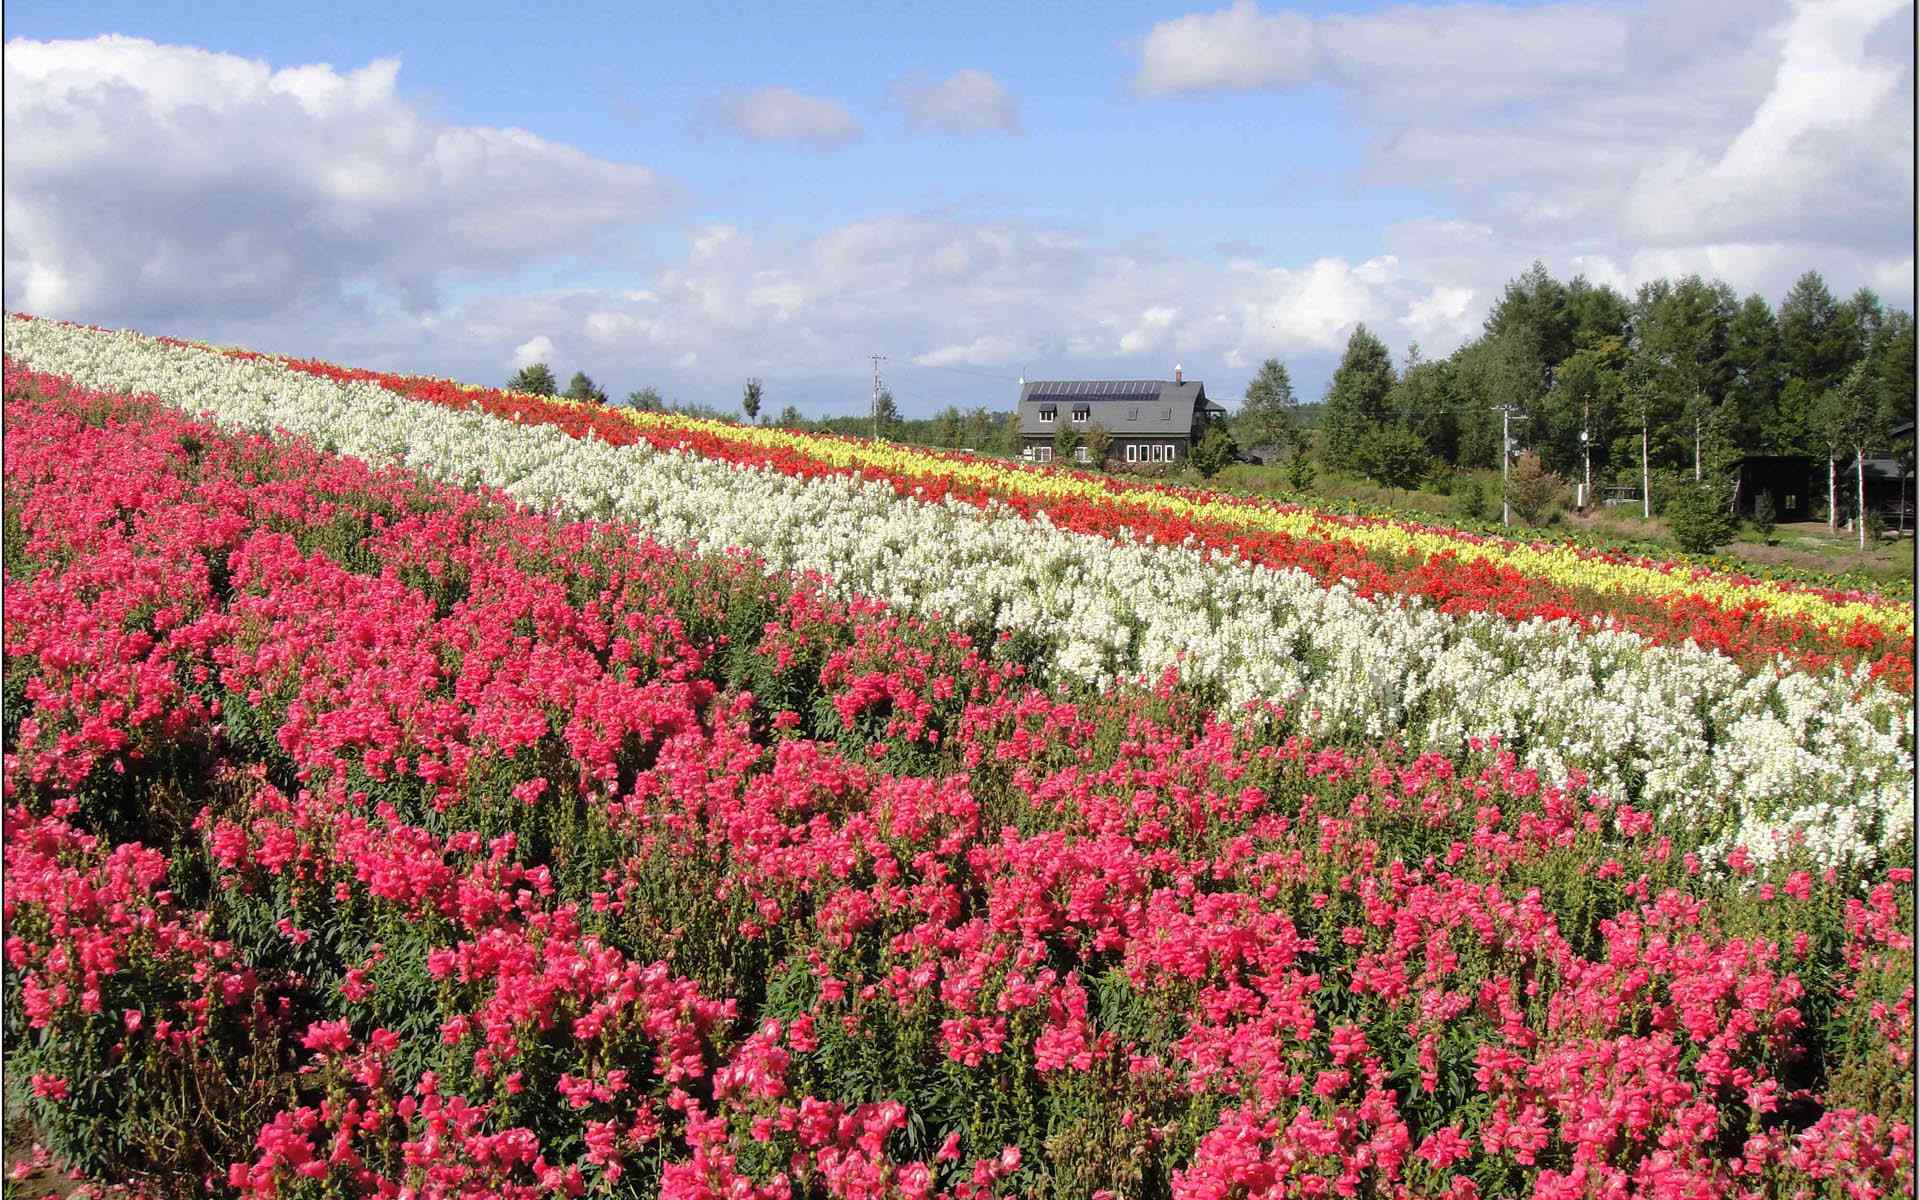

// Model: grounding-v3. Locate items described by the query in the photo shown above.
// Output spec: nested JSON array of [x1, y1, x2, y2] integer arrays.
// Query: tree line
[[1233, 265, 1916, 531]]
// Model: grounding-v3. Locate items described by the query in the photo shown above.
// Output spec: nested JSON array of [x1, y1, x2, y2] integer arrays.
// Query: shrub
[[1752, 490, 1776, 540], [1190, 427, 1237, 479], [1285, 442, 1317, 492], [1666, 478, 1739, 554], [1453, 476, 1487, 520], [1504, 453, 1562, 525]]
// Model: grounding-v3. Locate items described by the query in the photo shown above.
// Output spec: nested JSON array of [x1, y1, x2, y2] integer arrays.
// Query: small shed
[[1725, 455, 1815, 521]]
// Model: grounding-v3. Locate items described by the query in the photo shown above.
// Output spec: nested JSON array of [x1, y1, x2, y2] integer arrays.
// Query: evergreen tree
[[1726, 293, 1783, 453], [1237, 358, 1297, 457], [872, 386, 902, 437], [1389, 352, 1462, 465], [509, 363, 558, 397], [626, 386, 665, 411], [1082, 421, 1116, 470], [777, 403, 803, 427], [565, 371, 608, 404], [1051, 414, 1078, 464], [1354, 424, 1430, 497], [1483, 261, 1574, 387], [1320, 324, 1397, 471], [1778, 271, 1851, 395], [742, 378, 764, 422]]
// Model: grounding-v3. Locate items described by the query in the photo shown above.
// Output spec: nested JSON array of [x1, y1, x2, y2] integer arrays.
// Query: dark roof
[[1018, 379, 1210, 437]]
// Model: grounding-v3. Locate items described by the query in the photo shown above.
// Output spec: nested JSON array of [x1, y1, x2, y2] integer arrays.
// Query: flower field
[[2, 321, 1916, 1199]]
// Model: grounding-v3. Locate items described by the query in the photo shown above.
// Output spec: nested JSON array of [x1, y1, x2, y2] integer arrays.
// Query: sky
[[3, 0, 1914, 417]]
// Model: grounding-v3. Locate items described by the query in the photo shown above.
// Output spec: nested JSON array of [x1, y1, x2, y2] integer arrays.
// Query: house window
[[1162, 407, 1172, 420], [1125, 444, 1138, 463], [1072, 405, 1090, 424], [1151, 445, 1164, 463], [1038, 406, 1056, 424], [1165, 443, 1177, 461], [1035, 446, 1052, 463], [1075, 446, 1089, 464], [1021, 447, 1033, 460], [1785, 494, 1797, 510], [1128, 406, 1140, 421]]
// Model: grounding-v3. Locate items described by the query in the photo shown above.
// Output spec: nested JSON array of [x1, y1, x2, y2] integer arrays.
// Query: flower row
[[4, 372, 1911, 1199], [3, 318, 1911, 866], [172, 326, 1914, 662]]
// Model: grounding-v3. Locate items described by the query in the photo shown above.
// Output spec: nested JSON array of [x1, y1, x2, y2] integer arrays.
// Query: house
[[1016, 367, 1226, 467], [1726, 455, 1815, 521]]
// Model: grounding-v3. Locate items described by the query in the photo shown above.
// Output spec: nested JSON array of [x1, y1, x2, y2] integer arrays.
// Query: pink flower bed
[[3, 366, 1913, 1200]]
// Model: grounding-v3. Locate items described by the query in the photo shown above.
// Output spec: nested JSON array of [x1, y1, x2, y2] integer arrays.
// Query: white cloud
[[915, 335, 1021, 367], [705, 86, 861, 149], [1404, 285, 1477, 344], [511, 335, 556, 369], [2, 36, 673, 323], [1135, 1, 1316, 94], [890, 70, 1021, 135]]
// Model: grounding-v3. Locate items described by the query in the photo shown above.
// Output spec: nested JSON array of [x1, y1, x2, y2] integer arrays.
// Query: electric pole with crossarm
[[1492, 404, 1529, 526], [870, 354, 887, 441]]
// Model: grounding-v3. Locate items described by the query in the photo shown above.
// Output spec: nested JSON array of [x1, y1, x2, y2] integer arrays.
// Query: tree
[[1820, 361, 1885, 548], [777, 403, 803, 427], [1320, 324, 1397, 471], [1354, 424, 1430, 497], [1504, 453, 1562, 526], [742, 377, 764, 422], [1237, 358, 1297, 457], [1665, 479, 1738, 554], [1190, 426, 1236, 478], [1389, 352, 1462, 465], [1282, 438, 1316, 490], [872, 387, 901, 437], [1082, 421, 1115, 470], [1726, 293, 1783, 453], [509, 363, 558, 397], [565, 371, 608, 404], [626, 386, 665, 412], [932, 406, 963, 447], [1051, 415, 1078, 464], [1483, 261, 1574, 387]]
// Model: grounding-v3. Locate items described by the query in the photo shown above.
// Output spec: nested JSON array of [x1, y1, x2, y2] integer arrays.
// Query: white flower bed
[[6, 315, 1913, 865]]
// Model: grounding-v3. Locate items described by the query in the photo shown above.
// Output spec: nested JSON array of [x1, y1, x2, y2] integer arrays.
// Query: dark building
[[1016, 368, 1226, 467], [1726, 455, 1815, 521]]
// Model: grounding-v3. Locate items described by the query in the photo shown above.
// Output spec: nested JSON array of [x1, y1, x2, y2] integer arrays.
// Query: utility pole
[[869, 354, 886, 441], [1581, 396, 1591, 512], [1492, 405, 1528, 526]]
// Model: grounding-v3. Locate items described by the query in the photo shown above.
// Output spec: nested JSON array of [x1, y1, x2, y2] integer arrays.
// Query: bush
[[1190, 427, 1238, 478], [1666, 479, 1739, 554], [1504, 453, 1562, 525], [1353, 424, 1430, 496], [1453, 476, 1487, 520], [1751, 491, 1776, 540], [1285, 443, 1317, 492]]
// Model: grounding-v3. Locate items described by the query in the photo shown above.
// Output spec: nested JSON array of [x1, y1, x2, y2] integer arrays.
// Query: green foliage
[[1236, 358, 1296, 455], [1319, 324, 1396, 471], [873, 386, 903, 436], [1751, 490, 1776, 539], [742, 377, 764, 422], [1285, 440, 1317, 492], [777, 403, 803, 427], [1453, 475, 1488, 520], [564, 371, 608, 404], [1503, 452, 1562, 525], [1081, 421, 1115, 470], [507, 362, 558, 397], [1666, 477, 1739, 554], [627, 386, 666, 412], [1052, 415, 1078, 464], [1189, 426, 1236, 478], [1353, 423, 1430, 495]]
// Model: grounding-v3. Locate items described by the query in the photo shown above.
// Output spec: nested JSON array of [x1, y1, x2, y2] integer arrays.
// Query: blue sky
[[5, 0, 1914, 416]]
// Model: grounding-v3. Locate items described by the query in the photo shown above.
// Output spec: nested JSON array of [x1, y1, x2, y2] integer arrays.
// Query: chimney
[[1174, 362, 1183, 385]]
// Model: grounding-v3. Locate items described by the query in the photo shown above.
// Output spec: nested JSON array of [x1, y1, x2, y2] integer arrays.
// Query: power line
[[893, 359, 1023, 383]]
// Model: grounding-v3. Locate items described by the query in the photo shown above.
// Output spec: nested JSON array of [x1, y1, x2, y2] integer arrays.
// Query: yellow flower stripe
[[185, 331, 1914, 641], [604, 406, 1912, 639]]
